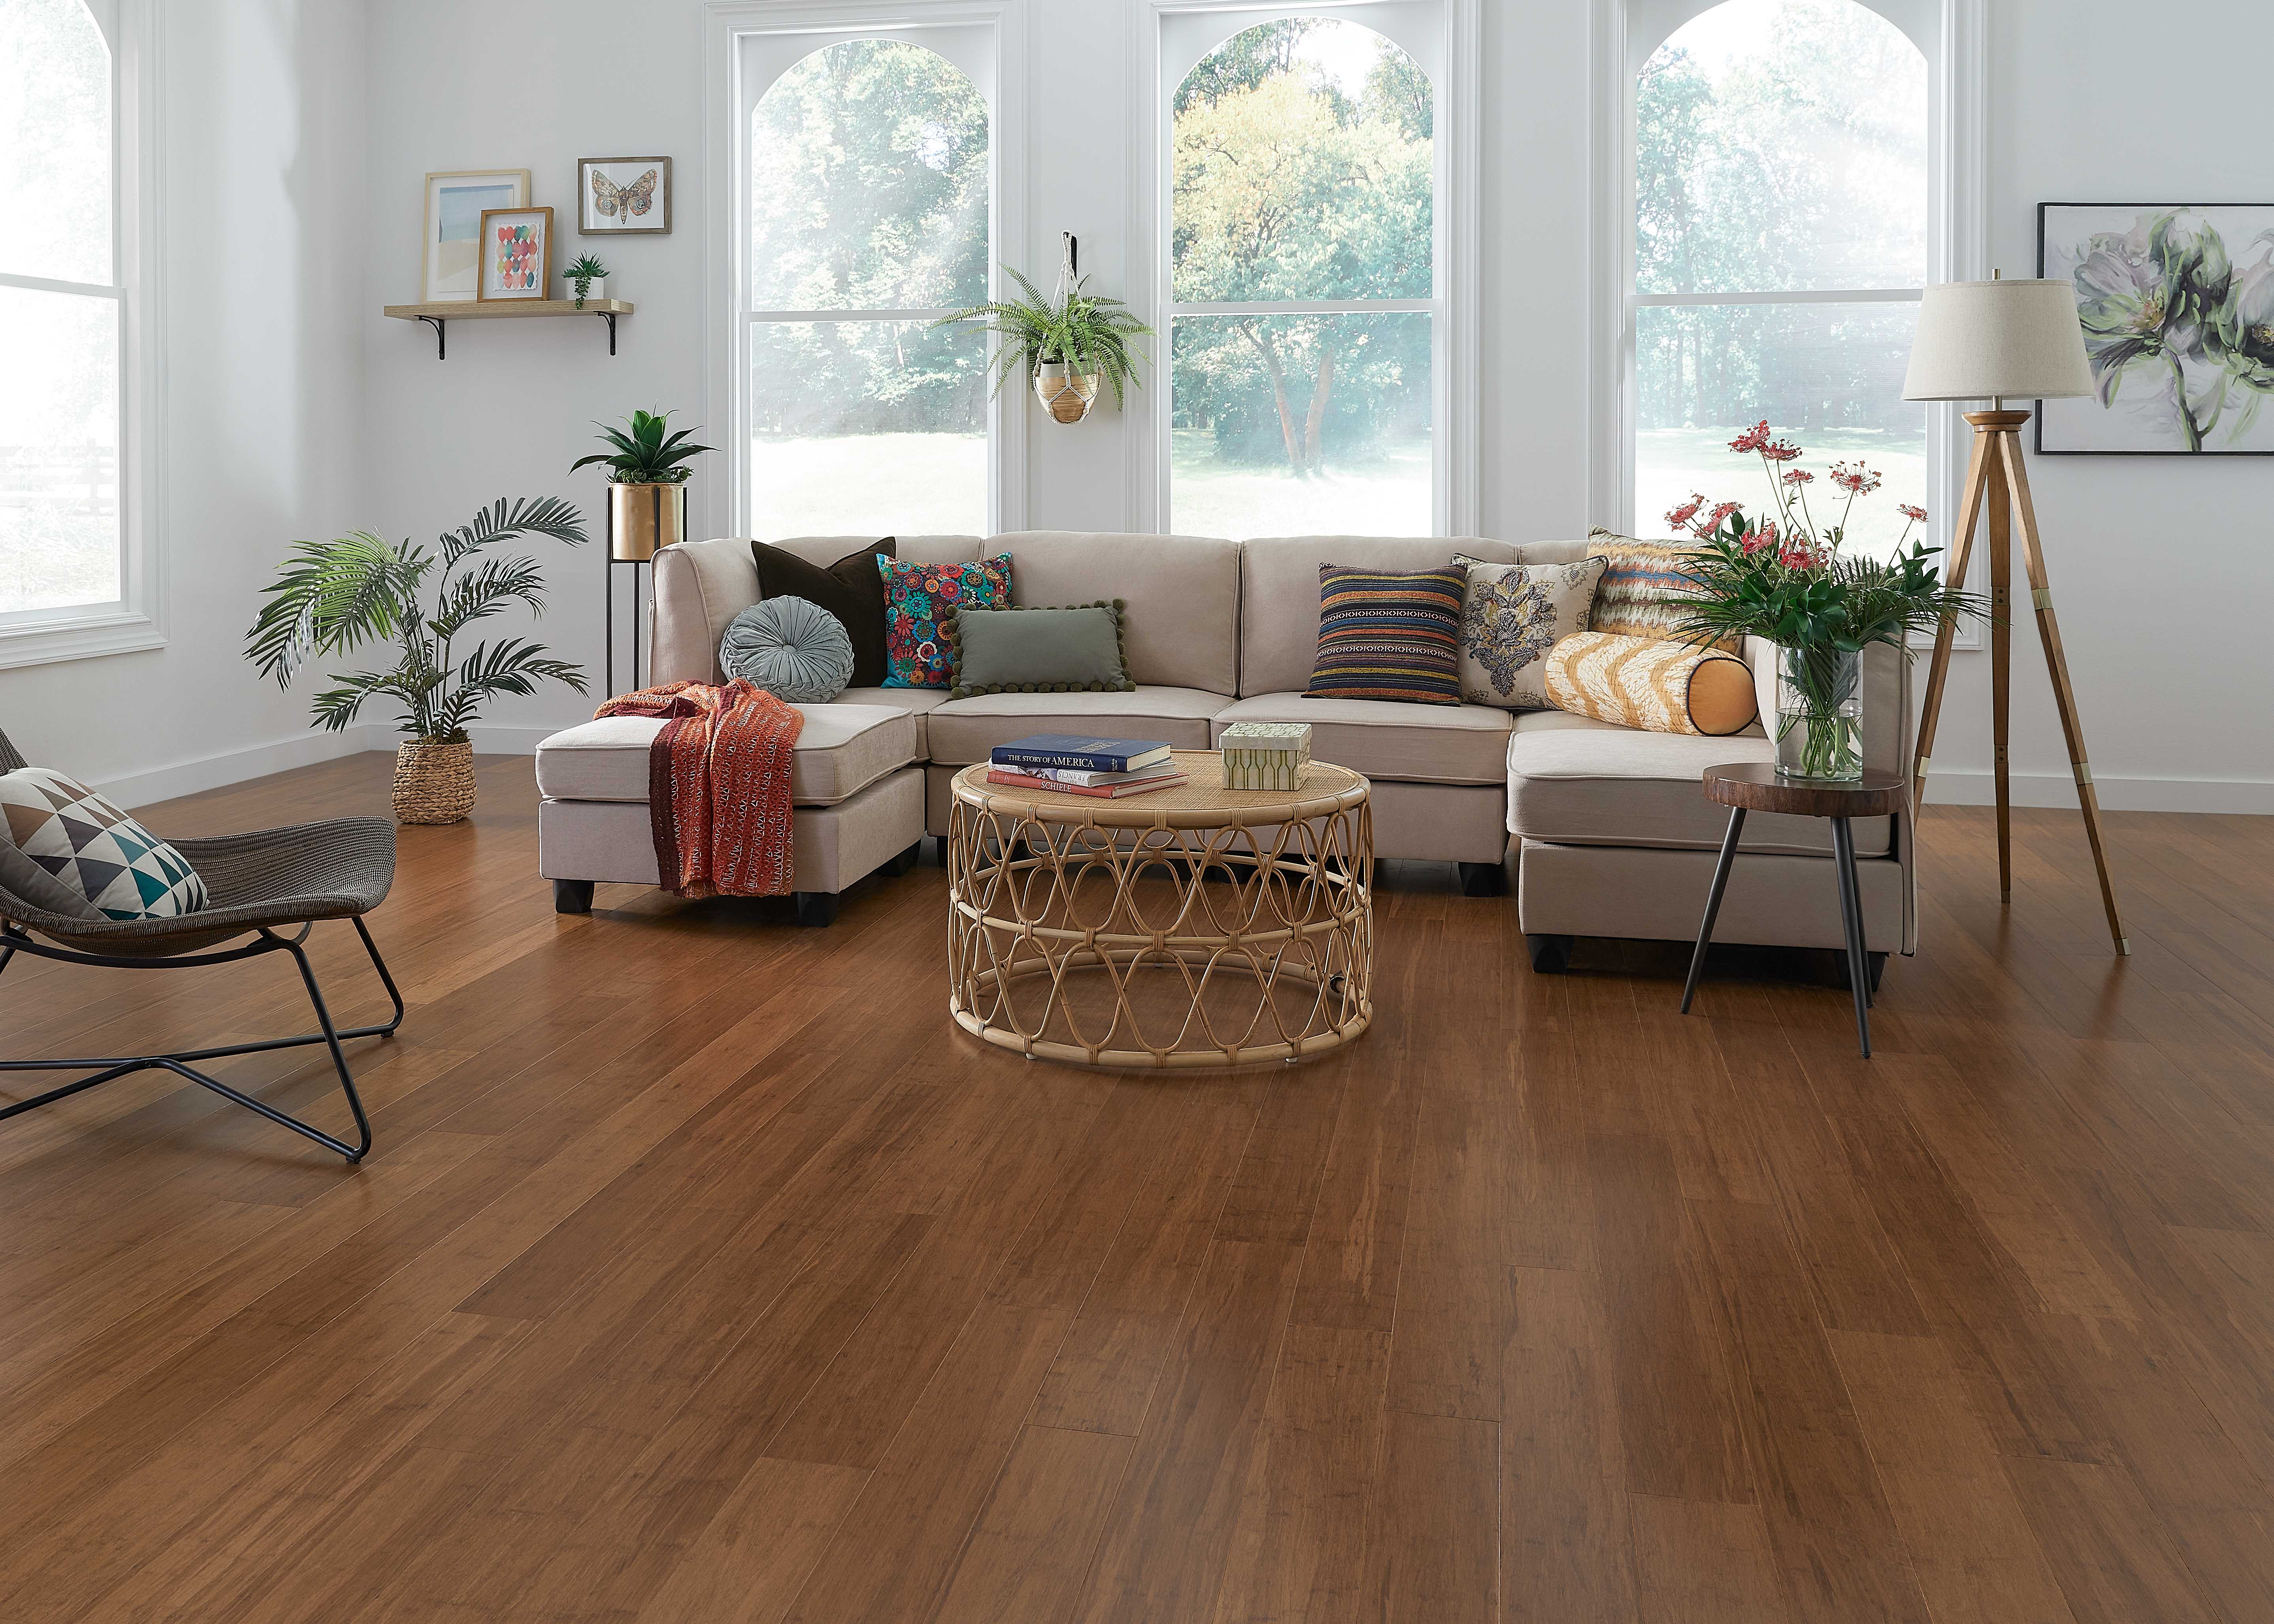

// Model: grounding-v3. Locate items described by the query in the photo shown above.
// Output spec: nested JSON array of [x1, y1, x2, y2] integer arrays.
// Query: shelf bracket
[[598, 311, 618, 355], [418, 315, 446, 360]]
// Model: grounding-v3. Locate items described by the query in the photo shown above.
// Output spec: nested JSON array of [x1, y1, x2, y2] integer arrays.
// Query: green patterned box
[[1219, 722, 1312, 790]]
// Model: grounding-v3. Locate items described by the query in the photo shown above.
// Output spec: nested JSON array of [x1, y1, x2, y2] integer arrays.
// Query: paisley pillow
[[1452, 554, 1607, 711], [879, 552, 1014, 688], [718, 595, 855, 704]]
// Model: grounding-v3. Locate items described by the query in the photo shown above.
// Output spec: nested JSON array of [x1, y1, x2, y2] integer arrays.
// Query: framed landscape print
[[2038, 202, 2274, 455], [420, 169, 531, 303], [578, 156, 672, 235], [478, 205, 554, 301]]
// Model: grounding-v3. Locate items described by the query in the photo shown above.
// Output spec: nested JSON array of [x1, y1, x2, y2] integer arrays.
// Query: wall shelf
[[382, 299, 634, 360]]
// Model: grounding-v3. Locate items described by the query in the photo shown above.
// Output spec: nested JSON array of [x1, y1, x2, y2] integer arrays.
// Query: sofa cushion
[[835, 686, 950, 756], [534, 704, 918, 808], [1239, 536, 1594, 697], [924, 686, 1225, 766], [1504, 710, 1890, 857], [992, 531, 1241, 695], [1211, 693, 1513, 786], [649, 534, 982, 687]]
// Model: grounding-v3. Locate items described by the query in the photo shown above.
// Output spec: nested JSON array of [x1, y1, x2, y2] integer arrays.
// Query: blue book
[[991, 734, 1174, 773]]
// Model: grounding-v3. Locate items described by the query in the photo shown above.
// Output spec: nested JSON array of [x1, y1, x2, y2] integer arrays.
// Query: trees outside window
[[1632, 0, 1928, 553], [1, 0, 122, 620], [745, 38, 991, 537], [1170, 18, 1435, 538]]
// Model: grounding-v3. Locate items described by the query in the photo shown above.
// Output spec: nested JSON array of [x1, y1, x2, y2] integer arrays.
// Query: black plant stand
[[1680, 762, 1905, 1057], [606, 556, 650, 697]]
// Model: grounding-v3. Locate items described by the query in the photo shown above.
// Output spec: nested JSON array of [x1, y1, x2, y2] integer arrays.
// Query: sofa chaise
[[533, 531, 1912, 970]]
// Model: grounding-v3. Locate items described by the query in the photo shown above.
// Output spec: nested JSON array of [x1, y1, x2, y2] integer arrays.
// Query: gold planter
[[607, 481, 687, 562], [392, 738, 476, 825], [1033, 363, 1099, 424]]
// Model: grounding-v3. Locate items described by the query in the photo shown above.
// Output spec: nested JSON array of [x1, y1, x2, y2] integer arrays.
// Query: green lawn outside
[[749, 433, 987, 539], [1170, 428, 1430, 538]]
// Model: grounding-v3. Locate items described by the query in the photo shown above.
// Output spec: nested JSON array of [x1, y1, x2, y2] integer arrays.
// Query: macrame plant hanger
[[1034, 232, 1098, 424]]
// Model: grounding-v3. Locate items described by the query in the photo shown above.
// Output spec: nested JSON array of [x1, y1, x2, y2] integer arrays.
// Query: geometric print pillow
[[0, 767, 209, 920]]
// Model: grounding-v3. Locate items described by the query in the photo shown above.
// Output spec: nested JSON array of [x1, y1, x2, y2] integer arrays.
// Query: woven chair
[[0, 727, 402, 1162]]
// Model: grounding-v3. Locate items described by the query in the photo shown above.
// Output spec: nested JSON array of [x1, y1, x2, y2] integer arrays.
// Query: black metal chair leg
[[1682, 807, 1746, 1014], [1830, 818, 1872, 1058]]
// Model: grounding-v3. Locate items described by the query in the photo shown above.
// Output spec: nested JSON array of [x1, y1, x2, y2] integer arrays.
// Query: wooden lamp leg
[[1910, 424, 1993, 806], [1996, 434, 2130, 955], [1986, 441, 2014, 902]]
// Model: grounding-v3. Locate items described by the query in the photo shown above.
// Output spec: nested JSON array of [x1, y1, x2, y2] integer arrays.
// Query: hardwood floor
[[4, 751, 2273, 1622]]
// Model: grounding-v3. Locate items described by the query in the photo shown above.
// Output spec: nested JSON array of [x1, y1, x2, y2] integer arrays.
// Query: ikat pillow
[[0, 768, 209, 920], [878, 552, 1014, 688]]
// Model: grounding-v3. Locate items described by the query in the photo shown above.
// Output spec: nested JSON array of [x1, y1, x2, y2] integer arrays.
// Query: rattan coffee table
[[947, 750, 1373, 1068]]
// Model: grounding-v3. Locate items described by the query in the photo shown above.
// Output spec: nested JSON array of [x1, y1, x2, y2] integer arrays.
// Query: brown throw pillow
[[750, 537, 896, 689]]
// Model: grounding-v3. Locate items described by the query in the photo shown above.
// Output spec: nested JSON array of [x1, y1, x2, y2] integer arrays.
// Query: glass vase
[[1775, 645, 1863, 781]]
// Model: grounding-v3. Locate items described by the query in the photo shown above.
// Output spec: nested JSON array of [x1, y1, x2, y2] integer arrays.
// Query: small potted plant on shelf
[[564, 253, 609, 309], [245, 499, 590, 824], [1666, 423, 1985, 782], [570, 408, 714, 561], [935, 246, 1151, 424]]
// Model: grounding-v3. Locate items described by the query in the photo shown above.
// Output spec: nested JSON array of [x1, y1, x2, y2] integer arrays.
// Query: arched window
[[1630, 0, 1929, 552], [1, 0, 122, 622], [1168, 17, 1436, 538], [743, 36, 991, 536]]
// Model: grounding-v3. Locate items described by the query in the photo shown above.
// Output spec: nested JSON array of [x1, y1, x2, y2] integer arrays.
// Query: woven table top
[[953, 750, 1369, 829]]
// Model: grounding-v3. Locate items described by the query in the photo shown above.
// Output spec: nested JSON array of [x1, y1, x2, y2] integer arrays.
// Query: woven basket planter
[[392, 738, 476, 825], [1033, 363, 1099, 424]]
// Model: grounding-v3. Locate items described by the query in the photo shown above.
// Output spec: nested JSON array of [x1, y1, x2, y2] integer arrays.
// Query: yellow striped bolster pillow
[[1543, 632, 1759, 737]]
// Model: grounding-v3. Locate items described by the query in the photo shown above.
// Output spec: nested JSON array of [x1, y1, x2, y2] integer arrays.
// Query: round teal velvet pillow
[[719, 595, 854, 704]]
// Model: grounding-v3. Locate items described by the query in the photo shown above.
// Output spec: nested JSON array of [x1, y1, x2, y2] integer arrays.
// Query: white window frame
[[0, 0, 166, 670], [1590, 0, 1985, 639], [1132, 0, 1479, 537], [703, 0, 1027, 544]]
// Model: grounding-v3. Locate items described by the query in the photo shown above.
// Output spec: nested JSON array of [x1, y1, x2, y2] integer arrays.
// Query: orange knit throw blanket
[[594, 680, 804, 898]]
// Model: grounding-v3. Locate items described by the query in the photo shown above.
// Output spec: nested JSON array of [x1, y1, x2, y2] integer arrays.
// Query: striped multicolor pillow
[[1303, 563, 1468, 705]]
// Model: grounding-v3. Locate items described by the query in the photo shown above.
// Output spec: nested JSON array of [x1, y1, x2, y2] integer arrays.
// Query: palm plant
[[935, 267, 1153, 407], [246, 497, 590, 741], [569, 408, 712, 484]]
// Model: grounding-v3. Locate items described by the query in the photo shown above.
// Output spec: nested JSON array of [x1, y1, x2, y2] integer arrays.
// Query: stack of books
[[986, 736, 1184, 798]]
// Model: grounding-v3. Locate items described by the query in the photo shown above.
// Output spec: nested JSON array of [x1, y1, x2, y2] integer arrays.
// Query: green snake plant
[[569, 408, 713, 484], [245, 497, 590, 742]]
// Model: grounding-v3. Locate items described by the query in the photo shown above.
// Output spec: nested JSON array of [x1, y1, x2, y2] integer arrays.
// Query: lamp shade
[[1901, 279, 2095, 401]]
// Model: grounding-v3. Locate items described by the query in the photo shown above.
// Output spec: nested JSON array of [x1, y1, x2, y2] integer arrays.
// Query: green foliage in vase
[[570, 409, 713, 486], [933, 267, 1154, 408], [245, 498, 589, 742]]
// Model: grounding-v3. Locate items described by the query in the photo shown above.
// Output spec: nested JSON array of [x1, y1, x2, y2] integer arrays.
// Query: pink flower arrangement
[[1668, 424, 1927, 562]]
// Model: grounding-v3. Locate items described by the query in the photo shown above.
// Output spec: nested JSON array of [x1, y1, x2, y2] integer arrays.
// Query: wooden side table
[[1681, 762, 1907, 1057]]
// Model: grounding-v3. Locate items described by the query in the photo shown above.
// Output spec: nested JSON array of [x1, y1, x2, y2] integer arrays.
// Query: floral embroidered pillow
[[1452, 554, 1608, 711], [879, 552, 1014, 688]]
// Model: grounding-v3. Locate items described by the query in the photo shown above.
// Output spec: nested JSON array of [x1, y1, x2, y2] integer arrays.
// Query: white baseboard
[[100, 727, 383, 810], [1921, 769, 2274, 816]]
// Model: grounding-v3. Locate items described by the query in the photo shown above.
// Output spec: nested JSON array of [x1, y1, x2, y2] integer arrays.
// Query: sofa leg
[[794, 891, 840, 928], [1526, 933, 1573, 974], [1457, 861, 1507, 898], [552, 879, 594, 915], [882, 841, 921, 878]]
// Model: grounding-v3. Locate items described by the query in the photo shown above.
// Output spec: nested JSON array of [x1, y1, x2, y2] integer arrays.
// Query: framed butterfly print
[[578, 156, 672, 236], [477, 206, 554, 301], [420, 169, 531, 302]]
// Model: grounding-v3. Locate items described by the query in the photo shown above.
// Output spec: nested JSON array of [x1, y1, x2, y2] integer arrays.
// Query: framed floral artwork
[[2038, 203, 2274, 454], [478, 205, 554, 301], [578, 156, 672, 235], [420, 169, 530, 302]]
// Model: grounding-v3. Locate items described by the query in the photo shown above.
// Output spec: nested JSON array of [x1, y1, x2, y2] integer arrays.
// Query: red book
[[985, 769, 1186, 799]]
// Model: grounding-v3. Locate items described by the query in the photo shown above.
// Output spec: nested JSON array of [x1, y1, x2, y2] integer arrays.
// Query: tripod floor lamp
[[1901, 275, 2128, 955]]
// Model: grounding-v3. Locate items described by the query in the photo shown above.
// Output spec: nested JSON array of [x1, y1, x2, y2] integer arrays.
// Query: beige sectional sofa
[[534, 531, 1913, 969]]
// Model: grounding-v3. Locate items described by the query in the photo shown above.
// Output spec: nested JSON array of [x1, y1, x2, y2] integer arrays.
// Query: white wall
[[15, 0, 2270, 810], [0, 0, 371, 805]]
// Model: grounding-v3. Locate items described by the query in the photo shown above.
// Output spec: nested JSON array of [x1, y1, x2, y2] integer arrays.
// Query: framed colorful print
[[577, 156, 672, 236], [420, 169, 531, 303], [478, 206, 554, 301], [2038, 202, 2274, 455]]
